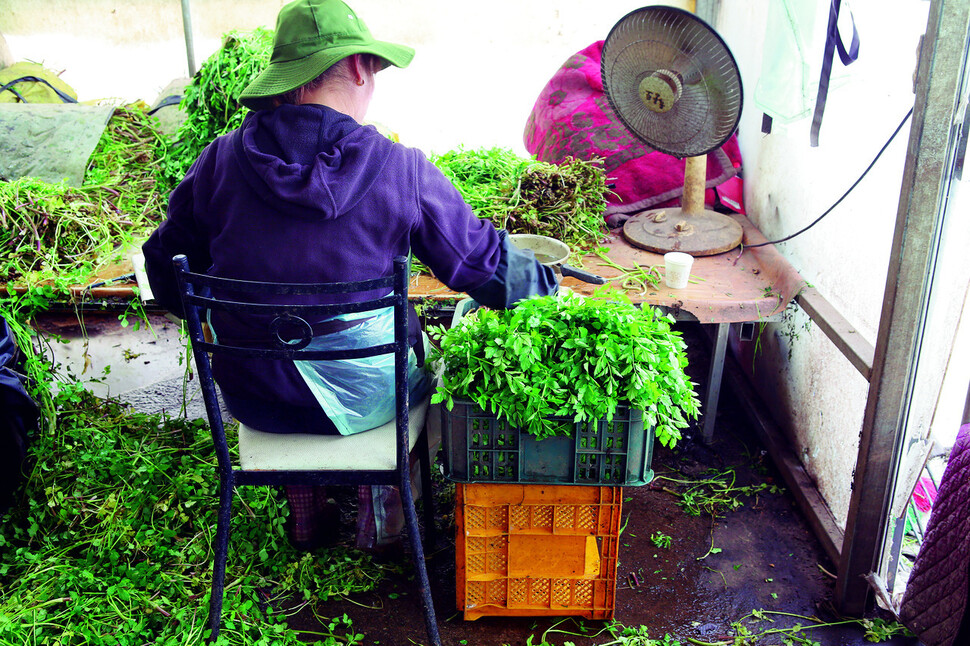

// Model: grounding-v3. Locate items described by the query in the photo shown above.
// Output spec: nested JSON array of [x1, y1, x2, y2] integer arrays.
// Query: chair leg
[[401, 469, 442, 646], [417, 430, 437, 550], [206, 477, 234, 643]]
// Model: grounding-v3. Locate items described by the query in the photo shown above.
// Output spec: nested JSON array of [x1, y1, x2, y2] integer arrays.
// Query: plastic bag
[[294, 307, 431, 435], [754, 0, 853, 125]]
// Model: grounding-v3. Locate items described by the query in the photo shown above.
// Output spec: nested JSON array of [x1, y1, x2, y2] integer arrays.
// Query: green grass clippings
[[0, 295, 385, 645]]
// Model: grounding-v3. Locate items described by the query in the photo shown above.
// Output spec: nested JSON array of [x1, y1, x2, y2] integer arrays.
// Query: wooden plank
[[795, 287, 874, 381]]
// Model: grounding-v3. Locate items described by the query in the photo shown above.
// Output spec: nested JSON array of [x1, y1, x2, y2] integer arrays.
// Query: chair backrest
[[172, 254, 413, 475]]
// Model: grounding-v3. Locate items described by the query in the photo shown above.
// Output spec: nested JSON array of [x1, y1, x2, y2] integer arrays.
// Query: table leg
[[702, 322, 731, 444]]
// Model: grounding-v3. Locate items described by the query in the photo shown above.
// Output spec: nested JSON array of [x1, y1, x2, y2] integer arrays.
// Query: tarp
[[0, 103, 114, 185], [0, 61, 78, 104]]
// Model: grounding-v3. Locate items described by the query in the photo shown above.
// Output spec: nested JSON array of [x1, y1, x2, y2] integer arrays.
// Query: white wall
[[1, 0, 686, 156], [715, 0, 970, 525]]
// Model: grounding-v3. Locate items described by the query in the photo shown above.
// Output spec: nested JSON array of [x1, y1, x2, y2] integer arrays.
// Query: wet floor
[[306, 436, 914, 644]]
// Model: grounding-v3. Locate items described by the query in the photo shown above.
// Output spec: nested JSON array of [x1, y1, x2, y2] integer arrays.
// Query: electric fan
[[601, 6, 744, 255]]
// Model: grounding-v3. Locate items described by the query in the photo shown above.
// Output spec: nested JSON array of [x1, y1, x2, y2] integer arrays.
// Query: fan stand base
[[622, 208, 743, 256]]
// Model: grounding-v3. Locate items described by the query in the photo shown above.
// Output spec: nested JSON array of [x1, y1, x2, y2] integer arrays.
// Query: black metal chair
[[172, 254, 441, 646]]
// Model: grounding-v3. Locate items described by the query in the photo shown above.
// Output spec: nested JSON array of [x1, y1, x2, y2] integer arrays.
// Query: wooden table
[[407, 213, 806, 442], [49, 212, 804, 442]]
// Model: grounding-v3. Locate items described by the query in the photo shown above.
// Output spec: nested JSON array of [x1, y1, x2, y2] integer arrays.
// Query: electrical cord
[[741, 107, 914, 250]]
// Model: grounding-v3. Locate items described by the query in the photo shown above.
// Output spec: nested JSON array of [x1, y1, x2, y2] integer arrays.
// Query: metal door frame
[[835, 0, 970, 613]]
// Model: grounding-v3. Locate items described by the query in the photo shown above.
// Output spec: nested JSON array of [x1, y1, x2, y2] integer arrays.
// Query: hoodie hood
[[233, 104, 391, 220]]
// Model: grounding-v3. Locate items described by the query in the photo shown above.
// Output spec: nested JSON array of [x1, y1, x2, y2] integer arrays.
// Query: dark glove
[[467, 230, 560, 309]]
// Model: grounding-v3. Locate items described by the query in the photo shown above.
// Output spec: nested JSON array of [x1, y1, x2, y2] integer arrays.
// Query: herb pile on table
[[1, 28, 273, 289], [1, 104, 168, 286], [430, 146, 611, 252]]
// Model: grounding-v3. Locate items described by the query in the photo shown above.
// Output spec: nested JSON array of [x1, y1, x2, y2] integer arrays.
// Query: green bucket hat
[[239, 0, 414, 111]]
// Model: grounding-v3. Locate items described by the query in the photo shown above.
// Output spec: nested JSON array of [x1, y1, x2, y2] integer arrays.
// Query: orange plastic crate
[[455, 483, 622, 620]]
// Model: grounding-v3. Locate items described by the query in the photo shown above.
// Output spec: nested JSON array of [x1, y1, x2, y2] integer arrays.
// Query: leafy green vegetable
[[0, 296, 386, 645], [430, 146, 610, 251], [430, 291, 700, 447], [160, 28, 273, 192]]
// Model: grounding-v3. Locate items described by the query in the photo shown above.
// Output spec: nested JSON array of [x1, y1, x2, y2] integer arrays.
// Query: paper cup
[[664, 252, 694, 289]]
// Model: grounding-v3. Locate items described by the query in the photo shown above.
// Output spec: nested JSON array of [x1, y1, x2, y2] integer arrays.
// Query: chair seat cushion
[[238, 396, 432, 471]]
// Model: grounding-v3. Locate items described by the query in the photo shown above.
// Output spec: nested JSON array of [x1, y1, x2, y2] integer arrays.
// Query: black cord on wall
[[741, 107, 915, 250]]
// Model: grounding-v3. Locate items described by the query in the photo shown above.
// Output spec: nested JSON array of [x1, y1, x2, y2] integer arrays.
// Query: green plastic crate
[[441, 400, 655, 486]]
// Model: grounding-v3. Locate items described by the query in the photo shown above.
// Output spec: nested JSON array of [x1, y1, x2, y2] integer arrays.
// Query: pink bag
[[524, 41, 744, 224]]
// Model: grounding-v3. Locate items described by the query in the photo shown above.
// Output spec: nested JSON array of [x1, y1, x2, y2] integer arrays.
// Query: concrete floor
[[33, 309, 215, 421]]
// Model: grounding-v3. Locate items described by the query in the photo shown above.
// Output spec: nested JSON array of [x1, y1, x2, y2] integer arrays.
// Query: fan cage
[[601, 5, 743, 158]]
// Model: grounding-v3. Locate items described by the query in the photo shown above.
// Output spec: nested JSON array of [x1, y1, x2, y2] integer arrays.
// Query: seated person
[[142, 0, 558, 552]]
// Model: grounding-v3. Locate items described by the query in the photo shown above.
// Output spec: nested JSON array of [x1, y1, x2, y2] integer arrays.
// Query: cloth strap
[[810, 0, 860, 147], [0, 76, 78, 104], [218, 310, 425, 366]]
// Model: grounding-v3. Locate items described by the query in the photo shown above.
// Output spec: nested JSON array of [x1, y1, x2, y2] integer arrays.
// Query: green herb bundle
[[431, 146, 526, 218], [430, 147, 610, 251], [84, 102, 169, 216], [431, 292, 700, 447], [160, 28, 273, 191], [1, 178, 97, 283], [1, 104, 168, 285]]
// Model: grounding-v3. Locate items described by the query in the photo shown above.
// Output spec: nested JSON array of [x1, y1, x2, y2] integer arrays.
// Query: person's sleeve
[[141, 163, 212, 318], [467, 230, 560, 309], [408, 153, 559, 309]]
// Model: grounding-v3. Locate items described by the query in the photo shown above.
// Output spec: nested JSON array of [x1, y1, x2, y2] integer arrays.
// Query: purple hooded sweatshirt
[[143, 104, 557, 416]]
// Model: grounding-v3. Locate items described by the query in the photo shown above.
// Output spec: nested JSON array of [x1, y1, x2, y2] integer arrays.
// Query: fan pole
[[621, 150, 744, 256], [682, 156, 707, 215]]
